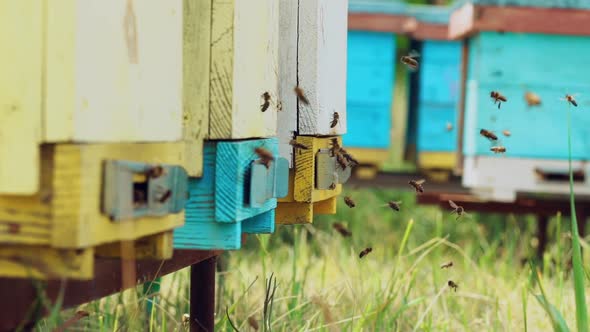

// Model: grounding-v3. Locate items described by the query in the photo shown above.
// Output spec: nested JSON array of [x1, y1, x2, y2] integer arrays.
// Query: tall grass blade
[[530, 262, 570, 332], [566, 104, 589, 332]]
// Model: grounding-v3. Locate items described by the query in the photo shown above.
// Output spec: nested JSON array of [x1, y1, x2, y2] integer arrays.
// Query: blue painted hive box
[[174, 138, 289, 250], [344, 30, 396, 150]]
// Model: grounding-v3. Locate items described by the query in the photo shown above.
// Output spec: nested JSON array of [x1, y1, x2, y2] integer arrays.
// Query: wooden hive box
[[0, 1, 185, 195], [276, 0, 349, 223], [405, 6, 462, 180], [174, 138, 288, 250], [450, 0, 590, 201]]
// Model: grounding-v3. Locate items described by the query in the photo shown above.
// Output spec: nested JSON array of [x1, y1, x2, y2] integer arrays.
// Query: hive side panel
[[182, 0, 211, 176], [277, 0, 299, 166], [0, 1, 43, 194], [298, 0, 348, 135]]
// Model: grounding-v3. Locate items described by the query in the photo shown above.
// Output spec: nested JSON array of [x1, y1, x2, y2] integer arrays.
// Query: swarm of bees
[[330, 138, 358, 170], [490, 91, 507, 109], [255, 147, 274, 169], [400, 50, 420, 71], [359, 247, 373, 259]]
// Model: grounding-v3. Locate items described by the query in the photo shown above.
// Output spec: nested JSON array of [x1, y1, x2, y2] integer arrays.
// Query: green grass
[[34, 187, 589, 331]]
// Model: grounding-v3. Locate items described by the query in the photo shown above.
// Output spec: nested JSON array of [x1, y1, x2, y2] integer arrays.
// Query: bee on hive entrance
[[479, 129, 498, 141], [400, 50, 420, 71], [330, 138, 341, 156], [490, 91, 507, 109], [248, 316, 259, 331], [448, 280, 459, 292], [449, 200, 467, 220], [440, 261, 453, 269], [340, 149, 359, 167], [408, 179, 426, 193], [146, 165, 165, 179], [260, 92, 271, 112], [332, 222, 352, 237], [502, 130, 511, 137], [255, 147, 274, 169], [336, 153, 348, 170], [294, 86, 310, 105], [524, 91, 541, 107], [289, 139, 309, 154], [490, 146, 506, 154], [359, 247, 373, 259], [328, 182, 337, 190], [343, 196, 356, 208], [330, 112, 340, 128], [561, 93, 578, 107], [385, 200, 402, 211]]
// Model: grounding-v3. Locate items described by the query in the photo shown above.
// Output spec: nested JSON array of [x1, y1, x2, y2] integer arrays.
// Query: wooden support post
[[190, 256, 217, 332], [536, 215, 549, 259]]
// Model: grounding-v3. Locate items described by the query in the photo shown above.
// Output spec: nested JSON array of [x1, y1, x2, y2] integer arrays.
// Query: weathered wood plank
[[0, 1, 42, 194], [298, 0, 348, 135], [44, 0, 183, 142], [182, 0, 211, 176], [209, 0, 279, 139], [95, 231, 174, 260], [0, 245, 94, 279]]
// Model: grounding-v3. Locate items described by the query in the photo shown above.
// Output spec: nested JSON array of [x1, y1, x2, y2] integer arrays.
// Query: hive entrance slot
[[133, 173, 149, 208], [534, 167, 585, 183]]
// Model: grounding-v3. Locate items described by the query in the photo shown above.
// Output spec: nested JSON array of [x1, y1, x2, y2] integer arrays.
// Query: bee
[[479, 129, 498, 141], [446, 122, 453, 132], [562, 94, 578, 107], [255, 147, 275, 169], [490, 146, 506, 154], [248, 316, 259, 331], [343, 196, 356, 208], [146, 165, 165, 179], [490, 91, 507, 109], [386, 200, 402, 211], [408, 179, 426, 193], [261, 92, 272, 112], [449, 200, 466, 220], [400, 50, 420, 70], [330, 112, 340, 128], [341, 149, 359, 167], [332, 222, 352, 237], [330, 138, 341, 156], [158, 189, 173, 203], [448, 280, 459, 292], [289, 139, 309, 151], [328, 182, 337, 190], [502, 130, 511, 137], [440, 261, 453, 269], [294, 86, 310, 105], [524, 91, 541, 107], [359, 247, 373, 259], [336, 153, 348, 170]]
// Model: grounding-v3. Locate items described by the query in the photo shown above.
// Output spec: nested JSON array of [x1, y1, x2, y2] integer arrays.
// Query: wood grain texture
[[43, 0, 183, 142], [449, 3, 590, 39], [0, 245, 94, 279], [277, 0, 299, 167], [182, 0, 211, 176], [298, 0, 348, 135], [215, 138, 278, 222], [294, 136, 342, 203], [348, 13, 409, 33], [0, 1, 42, 194], [275, 202, 313, 224], [209, 0, 279, 139], [242, 210, 275, 234], [95, 231, 174, 260]]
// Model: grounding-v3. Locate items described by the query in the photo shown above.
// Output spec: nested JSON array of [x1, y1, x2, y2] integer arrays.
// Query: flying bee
[[341, 149, 359, 167], [248, 316, 259, 331], [440, 261, 453, 269], [385, 200, 402, 211], [446, 122, 453, 132], [336, 153, 348, 170], [490, 91, 507, 109], [330, 112, 340, 128], [359, 247, 373, 259], [490, 146, 506, 154], [408, 179, 426, 193], [479, 129, 498, 141], [449, 200, 466, 220], [294, 86, 310, 105], [502, 130, 511, 137], [289, 139, 309, 152], [332, 222, 352, 237], [261, 92, 271, 112], [255, 147, 275, 169], [448, 280, 459, 292], [561, 94, 578, 107], [400, 50, 420, 71], [343, 196, 356, 208], [524, 91, 541, 107]]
